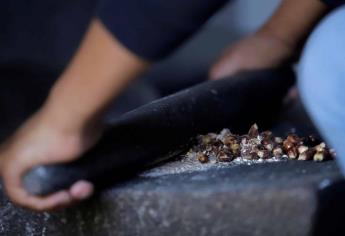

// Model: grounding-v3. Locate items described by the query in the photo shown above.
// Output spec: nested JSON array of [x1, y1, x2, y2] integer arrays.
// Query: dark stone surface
[[0, 161, 344, 236], [0, 5, 333, 234], [0, 66, 340, 236]]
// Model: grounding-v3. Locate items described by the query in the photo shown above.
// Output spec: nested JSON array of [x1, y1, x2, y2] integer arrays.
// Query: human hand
[[0, 109, 103, 211], [209, 31, 295, 80]]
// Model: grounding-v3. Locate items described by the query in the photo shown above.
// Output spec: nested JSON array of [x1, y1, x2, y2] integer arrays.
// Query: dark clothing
[[1, 0, 344, 69], [98, 0, 228, 61], [0, 1, 98, 70], [97, 0, 345, 61], [322, 0, 345, 6], [0, 0, 228, 67]]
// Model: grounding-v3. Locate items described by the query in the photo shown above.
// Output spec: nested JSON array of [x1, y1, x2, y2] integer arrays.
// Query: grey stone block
[[0, 161, 343, 236], [0, 68, 342, 236]]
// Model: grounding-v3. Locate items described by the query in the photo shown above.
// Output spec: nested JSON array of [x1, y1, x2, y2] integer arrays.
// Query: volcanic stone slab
[[0, 160, 343, 236]]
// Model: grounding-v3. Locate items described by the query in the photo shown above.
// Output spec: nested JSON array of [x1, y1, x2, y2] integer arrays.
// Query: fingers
[[5, 179, 94, 211], [2, 165, 93, 211], [0, 147, 94, 211], [0, 108, 100, 211], [3, 172, 74, 211], [23, 191, 73, 212], [70, 180, 94, 201]]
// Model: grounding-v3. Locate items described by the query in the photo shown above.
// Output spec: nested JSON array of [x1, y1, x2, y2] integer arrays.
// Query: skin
[[0, 19, 149, 211], [210, 0, 328, 79], [0, 0, 329, 211]]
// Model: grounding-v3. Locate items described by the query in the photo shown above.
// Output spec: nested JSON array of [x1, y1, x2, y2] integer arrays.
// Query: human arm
[[0, 19, 148, 211], [210, 0, 330, 79], [0, 0, 232, 211]]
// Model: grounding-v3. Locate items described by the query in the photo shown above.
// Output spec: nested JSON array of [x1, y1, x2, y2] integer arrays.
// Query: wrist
[[257, 26, 297, 53], [253, 29, 297, 64], [257, 0, 328, 55], [23, 107, 105, 161], [39, 98, 103, 136]]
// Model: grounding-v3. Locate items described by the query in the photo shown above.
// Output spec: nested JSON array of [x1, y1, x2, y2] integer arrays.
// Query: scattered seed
[[298, 148, 316, 161], [273, 147, 284, 158], [298, 145, 309, 155], [274, 137, 283, 144], [248, 123, 259, 138], [287, 147, 298, 159], [197, 152, 209, 163], [186, 124, 335, 165]]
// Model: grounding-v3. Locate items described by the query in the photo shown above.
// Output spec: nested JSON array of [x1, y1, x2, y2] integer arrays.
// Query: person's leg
[[298, 6, 345, 172]]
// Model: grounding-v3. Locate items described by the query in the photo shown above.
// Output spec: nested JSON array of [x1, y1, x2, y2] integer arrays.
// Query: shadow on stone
[[312, 180, 345, 236]]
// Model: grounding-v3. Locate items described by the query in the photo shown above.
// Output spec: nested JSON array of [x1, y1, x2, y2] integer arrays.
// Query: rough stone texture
[[0, 160, 344, 236], [0, 68, 343, 236]]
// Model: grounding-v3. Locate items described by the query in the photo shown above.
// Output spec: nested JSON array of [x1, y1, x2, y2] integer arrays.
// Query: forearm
[[258, 0, 329, 51], [42, 19, 149, 131]]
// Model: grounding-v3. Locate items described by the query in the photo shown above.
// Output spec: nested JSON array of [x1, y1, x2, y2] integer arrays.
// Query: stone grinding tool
[[23, 68, 295, 196]]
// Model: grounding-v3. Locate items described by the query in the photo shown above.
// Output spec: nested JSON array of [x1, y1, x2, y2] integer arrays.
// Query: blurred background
[[0, 0, 281, 78], [1, 0, 304, 138], [147, 0, 281, 94]]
